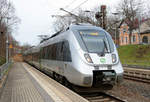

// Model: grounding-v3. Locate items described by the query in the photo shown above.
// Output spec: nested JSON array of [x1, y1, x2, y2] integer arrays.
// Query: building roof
[[119, 18, 150, 28], [119, 18, 150, 35], [119, 18, 139, 29], [140, 30, 150, 35]]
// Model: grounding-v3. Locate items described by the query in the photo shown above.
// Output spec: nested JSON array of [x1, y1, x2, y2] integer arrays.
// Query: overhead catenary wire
[[53, 0, 89, 17], [64, 0, 78, 8], [52, 0, 90, 19], [71, 0, 89, 11], [53, 0, 79, 17]]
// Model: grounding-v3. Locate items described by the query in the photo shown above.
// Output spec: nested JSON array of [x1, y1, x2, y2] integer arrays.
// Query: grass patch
[[118, 45, 150, 67], [0, 57, 6, 66]]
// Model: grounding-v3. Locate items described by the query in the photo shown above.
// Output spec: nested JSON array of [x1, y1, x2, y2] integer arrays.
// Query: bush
[[0, 57, 6, 66]]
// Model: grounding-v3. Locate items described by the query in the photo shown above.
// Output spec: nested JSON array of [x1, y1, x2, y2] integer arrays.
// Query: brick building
[[139, 19, 150, 44], [119, 19, 150, 45]]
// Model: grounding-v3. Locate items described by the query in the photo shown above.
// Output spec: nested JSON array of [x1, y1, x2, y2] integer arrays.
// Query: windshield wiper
[[98, 40, 109, 56], [103, 40, 109, 53], [97, 40, 105, 56]]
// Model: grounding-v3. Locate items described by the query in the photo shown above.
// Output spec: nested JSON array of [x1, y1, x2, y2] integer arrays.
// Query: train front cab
[[92, 64, 124, 88], [70, 56, 124, 88], [68, 26, 124, 89]]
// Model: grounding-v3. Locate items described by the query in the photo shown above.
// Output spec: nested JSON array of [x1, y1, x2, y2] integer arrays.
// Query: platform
[[0, 62, 88, 102]]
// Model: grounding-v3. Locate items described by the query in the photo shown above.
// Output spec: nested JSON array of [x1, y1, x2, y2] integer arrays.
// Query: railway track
[[124, 67, 150, 83], [27, 62, 126, 102], [124, 74, 150, 83], [80, 92, 126, 102]]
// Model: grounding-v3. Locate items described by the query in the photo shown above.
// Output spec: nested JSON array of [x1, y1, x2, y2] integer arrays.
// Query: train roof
[[40, 24, 104, 42], [24, 24, 109, 54], [38, 24, 108, 46], [69, 23, 104, 31]]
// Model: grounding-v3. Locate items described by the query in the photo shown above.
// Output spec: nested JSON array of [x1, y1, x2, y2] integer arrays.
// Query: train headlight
[[112, 54, 117, 63], [84, 54, 93, 63]]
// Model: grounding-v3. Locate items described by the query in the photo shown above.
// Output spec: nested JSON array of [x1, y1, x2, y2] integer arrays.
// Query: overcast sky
[[12, 0, 121, 45]]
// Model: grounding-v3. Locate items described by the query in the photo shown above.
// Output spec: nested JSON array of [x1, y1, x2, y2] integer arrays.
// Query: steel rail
[[26, 62, 127, 102], [80, 92, 127, 102], [124, 67, 150, 82], [124, 74, 150, 84]]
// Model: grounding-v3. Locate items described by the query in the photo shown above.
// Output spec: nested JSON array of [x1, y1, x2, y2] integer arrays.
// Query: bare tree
[[21, 43, 31, 53], [53, 8, 98, 33], [0, 0, 20, 61], [143, 4, 150, 27], [116, 0, 143, 44], [0, 0, 20, 31], [53, 6, 119, 33], [53, 16, 72, 32]]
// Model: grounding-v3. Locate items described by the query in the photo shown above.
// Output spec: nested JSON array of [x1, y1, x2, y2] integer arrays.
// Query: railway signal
[[9, 44, 13, 49], [95, 5, 107, 29]]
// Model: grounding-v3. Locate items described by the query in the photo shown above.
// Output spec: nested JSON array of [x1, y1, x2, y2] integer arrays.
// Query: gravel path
[[107, 80, 150, 102]]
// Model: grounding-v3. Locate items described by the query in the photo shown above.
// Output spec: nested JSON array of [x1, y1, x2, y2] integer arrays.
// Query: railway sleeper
[[124, 74, 150, 80], [90, 98, 110, 102], [85, 96, 104, 100], [124, 75, 150, 83]]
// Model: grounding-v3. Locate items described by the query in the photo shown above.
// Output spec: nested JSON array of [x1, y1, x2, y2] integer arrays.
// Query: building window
[[133, 35, 136, 42], [121, 37, 123, 43], [123, 28, 126, 34], [125, 37, 128, 44], [142, 36, 148, 44]]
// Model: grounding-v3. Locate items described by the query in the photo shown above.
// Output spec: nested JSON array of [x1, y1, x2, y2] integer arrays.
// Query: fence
[[0, 62, 11, 80]]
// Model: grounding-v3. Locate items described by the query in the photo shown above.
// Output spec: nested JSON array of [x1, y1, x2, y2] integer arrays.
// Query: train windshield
[[79, 30, 114, 53]]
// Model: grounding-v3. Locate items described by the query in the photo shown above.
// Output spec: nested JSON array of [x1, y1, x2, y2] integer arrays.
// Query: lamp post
[[5, 17, 11, 63]]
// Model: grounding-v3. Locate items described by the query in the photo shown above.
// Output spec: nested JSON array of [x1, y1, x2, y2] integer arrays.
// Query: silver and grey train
[[23, 24, 124, 89]]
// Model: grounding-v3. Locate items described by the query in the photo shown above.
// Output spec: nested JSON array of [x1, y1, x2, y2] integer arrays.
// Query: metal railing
[[0, 62, 11, 80]]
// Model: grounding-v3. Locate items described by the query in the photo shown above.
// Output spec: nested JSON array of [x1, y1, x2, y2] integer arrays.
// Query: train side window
[[47, 45, 50, 59], [36, 52, 39, 61], [44, 47, 47, 59], [48, 45, 52, 59], [51, 44, 57, 60], [56, 42, 63, 61], [45, 47, 49, 59], [40, 48, 44, 59], [60, 42, 64, 61], [62, 41, 72, 62], [40, 41, 71, 61], [42, 48, 44, 59], [60, 42, 64, 53]]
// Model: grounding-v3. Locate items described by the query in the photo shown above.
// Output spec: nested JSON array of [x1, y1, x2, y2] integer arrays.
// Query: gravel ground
[[107, 79, 150, 102]]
